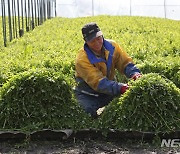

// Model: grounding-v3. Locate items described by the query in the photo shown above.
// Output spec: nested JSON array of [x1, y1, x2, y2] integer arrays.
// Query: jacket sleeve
[[97, 77, 123, 96], [124, 63, 141, 78]]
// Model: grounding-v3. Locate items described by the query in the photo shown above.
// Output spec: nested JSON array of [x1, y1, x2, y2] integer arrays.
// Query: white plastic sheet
[[56, 0, 180, 20], [0, 0, 179, 20]]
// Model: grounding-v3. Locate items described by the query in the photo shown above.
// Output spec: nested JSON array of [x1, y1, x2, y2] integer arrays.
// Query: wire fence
[[1, 0, 56, 47]]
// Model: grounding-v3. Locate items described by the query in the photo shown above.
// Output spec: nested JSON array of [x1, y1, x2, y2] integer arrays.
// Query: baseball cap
[[82, 22, 103, 42]]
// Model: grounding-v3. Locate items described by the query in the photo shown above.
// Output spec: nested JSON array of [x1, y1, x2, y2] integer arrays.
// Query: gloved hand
[[120, 84, 129, 94], [131, 73, 142, 80]]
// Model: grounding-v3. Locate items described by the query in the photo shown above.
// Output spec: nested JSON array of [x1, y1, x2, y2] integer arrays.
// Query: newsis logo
[[161, 139, 180, 148]]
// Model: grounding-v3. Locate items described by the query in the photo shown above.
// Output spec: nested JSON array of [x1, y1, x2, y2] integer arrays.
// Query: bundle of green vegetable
[[0, 69, 91, 131], [98, 73, 180, 133]]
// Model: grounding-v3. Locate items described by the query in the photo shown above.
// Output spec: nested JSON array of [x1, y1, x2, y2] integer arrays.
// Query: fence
[[1, 0, 56, 47]]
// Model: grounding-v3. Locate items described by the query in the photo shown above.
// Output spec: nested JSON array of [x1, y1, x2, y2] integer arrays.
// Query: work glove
[[131, 73, 142, 80], [120, 84, 129, 94]]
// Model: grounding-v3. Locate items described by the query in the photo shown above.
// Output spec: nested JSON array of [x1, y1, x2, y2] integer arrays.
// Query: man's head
[[82, 22, 103, 42], [82, 22, 103, 53]]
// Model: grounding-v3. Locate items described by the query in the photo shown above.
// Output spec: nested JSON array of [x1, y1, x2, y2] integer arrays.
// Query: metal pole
[[7, 0, 12, 41], [92, 0, 94, 16], [28, 0, 30, 30], [38, 0, 41, 24], [31, 0, 35, 29], [1, 0, 7, 46], [164, 0, 166, 18], [14, 0, 18, 38], [47, 0, 49, 19], [17, 0, 21, 35], [40, 0, 43, 24], [34, 0, 37, 26], [37, 0, 40, 25], [43, 0, 46, 21], [55, 0, 56, 17], [13, 0, 18, 38], [48, 0, 50, 19], [25, 0, 29, 31], [21, 0, 24, 28], [21, 0, 24, 36], [12, 0, 15, 39]]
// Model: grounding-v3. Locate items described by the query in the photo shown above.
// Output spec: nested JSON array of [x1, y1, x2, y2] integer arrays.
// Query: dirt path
[[0, 138, 179, 154]]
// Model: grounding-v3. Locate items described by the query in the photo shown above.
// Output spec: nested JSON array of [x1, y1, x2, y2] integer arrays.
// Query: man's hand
[[131, 73, 142, 80], [120, 84, 129, 94]]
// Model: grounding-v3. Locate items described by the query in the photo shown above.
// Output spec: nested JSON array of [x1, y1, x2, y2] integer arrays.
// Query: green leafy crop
[[98, 73, 180, 133], [0, 16, 179, 132], [0, 69, 91, 131]]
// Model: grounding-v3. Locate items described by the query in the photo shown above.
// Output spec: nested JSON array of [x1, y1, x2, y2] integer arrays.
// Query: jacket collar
[[84, 39, 115, 77], [84, 39, 114, 64]]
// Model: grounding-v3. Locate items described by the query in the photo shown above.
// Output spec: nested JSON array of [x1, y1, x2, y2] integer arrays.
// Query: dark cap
[[82, 22, 103, 42]]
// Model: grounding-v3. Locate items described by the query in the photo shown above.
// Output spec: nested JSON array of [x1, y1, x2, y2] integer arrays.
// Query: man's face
[[86, 36, 103, 53]]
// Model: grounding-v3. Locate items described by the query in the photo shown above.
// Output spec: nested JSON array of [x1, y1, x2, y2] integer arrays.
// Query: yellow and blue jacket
[[75, 39, 140, 96]]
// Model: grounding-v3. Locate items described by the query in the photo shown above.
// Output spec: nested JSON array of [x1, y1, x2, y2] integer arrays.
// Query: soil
[[0, 137, 179, 154]]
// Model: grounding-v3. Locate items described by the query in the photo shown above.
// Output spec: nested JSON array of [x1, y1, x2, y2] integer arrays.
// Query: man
[[74, 22, 141, 118]]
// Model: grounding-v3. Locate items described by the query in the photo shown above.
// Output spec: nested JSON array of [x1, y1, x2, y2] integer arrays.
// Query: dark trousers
[[75, 90, 114, 118]]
